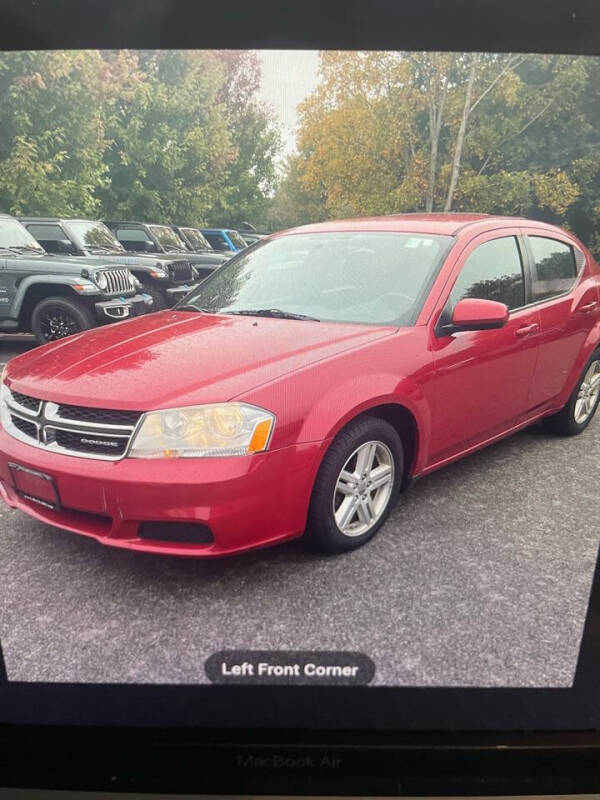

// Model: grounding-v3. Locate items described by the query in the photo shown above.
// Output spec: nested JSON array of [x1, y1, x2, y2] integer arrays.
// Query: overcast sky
[[257, 50, 320, 158]]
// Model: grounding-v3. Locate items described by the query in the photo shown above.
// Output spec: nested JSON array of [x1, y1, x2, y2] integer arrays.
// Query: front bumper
[[94, 292, 153, 322], [164, 283, 200, 305], [0, 425, 324, 556]]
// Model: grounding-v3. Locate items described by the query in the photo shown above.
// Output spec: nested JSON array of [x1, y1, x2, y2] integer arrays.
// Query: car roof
[[279, 213, 563, 237], [201, 228, 237, 234], [19, 217, 103, 224]]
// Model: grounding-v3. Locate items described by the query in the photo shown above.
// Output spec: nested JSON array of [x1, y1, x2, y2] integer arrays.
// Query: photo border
[[0, 0, 600, 737]]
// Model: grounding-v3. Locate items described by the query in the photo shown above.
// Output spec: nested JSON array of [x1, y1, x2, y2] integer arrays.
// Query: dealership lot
[[0, 330, 597, 687]]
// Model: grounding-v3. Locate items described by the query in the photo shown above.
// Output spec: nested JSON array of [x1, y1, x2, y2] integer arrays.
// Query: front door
[[428, 232, 540, 464]]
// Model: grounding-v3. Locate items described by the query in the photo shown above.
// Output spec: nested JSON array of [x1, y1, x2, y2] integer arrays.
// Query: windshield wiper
[[176, 305, 212, 313], [227, 308, 320, 321], [88, 245, 122, 254], [5, 245, 44, 254]]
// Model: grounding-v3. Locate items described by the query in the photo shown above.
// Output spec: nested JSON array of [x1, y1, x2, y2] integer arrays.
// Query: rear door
[[428, 230, 540, 463], [523, 230, 600, 409]]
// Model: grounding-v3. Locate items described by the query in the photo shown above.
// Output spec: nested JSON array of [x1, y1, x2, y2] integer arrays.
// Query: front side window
[[178, 231, 451, 326], [116, 227, 156, 251], [25, 224, 70, 253], [450, 236, 525, 311], [204, 232, 229, 250], [529, 236, 578, 302]]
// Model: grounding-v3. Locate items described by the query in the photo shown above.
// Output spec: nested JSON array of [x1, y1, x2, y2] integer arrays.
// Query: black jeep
[[104, 221, 231, 276], [20, 217, 205, 311], [0, 215, 152, 344]]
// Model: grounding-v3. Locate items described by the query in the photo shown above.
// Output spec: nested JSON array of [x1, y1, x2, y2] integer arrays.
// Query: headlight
[[94, 271, 108, 291], [149, 267, 168, 279], [128, 402, 275, 459]]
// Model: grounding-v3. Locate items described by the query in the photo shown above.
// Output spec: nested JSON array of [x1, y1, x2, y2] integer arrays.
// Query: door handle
[[579, 301, 598, 313], [515, 323, 539, 337]]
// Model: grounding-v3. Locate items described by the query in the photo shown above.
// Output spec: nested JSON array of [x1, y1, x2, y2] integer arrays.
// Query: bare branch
[[469, 54, 528, 114]]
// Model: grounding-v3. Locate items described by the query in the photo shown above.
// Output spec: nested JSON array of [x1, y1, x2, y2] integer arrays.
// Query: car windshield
[[0, 218, 45, 253], [182, 228, 212, 250], [227, 230, 248, 249], [69, 221, 124, 252], [149, 225, 188, 251], [177, 231, 452, 326]]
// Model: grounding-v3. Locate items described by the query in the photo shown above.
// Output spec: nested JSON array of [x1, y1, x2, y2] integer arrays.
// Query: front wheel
[[542, 352, 600, 436], [30, 296, 96, 344], [306, 416, 403, 554]]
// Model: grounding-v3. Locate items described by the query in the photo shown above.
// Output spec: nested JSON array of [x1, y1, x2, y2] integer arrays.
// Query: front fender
[[10, 276, 96, 318]]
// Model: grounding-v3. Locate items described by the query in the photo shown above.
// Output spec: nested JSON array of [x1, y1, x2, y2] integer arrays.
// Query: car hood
[[6, 311, 396, 410]]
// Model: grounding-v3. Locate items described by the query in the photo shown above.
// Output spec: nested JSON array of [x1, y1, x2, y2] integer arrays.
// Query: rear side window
[[529, 236, 578, 302], [450, 236, 525, 310]]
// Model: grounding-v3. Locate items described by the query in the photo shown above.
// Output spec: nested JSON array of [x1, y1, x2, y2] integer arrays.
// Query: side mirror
[[450, 297, 509, 332], [142, 240, 156, 252]]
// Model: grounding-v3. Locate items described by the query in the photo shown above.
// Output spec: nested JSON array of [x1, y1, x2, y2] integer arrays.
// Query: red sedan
[[1, 214, 599, 556]]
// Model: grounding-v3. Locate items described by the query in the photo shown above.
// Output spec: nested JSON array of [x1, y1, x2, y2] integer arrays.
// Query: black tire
[[140, 283, 168, 311], [306, 415, 404, 554], [30, 296, 96, 345], [542, 350, 600, 436]]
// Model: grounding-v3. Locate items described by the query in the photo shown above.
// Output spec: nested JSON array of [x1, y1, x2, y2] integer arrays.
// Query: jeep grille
[[102, 268, 134, 296], [168, 261, 195, 283]]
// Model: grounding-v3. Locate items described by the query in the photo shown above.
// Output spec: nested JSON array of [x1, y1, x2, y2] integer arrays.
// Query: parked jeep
[[104, 221, 231, 274], [0, 215, 153, 344], [171, 225, 216, 254], [20, 217, 203, 311], [200, 228, 248, 253]]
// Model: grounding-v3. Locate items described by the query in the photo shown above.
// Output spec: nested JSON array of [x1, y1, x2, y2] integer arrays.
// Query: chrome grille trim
[[2, 390, 143, 461], [101, 268, 133, 296]]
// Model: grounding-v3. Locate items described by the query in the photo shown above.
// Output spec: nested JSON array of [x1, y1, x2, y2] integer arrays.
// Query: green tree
[[0, 50, 110, 216], [97, 50, 234, 225], [208, 50, 281, 228]]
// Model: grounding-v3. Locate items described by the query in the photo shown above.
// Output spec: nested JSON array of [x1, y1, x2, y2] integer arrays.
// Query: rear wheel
[[140, 283, 168, 311], [30, 296, 96, 344], [542, 352, 600, 435], [306, 416, 403, 553]]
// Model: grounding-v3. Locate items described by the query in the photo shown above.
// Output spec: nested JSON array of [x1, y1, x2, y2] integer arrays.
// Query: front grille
[[53, 428, 129, 457], [3, 389, 142, 461], [11, 414, 37, 440], [56, 403, 141, 427], [10, 390, 41, 414], [102, 268, 134, 296], [168, 261, 194, 283]]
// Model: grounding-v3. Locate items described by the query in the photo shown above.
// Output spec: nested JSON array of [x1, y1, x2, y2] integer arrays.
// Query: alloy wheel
[[574, 359, 600, 424], [39, 307, 83, 341], [333, 440, 395, 537]]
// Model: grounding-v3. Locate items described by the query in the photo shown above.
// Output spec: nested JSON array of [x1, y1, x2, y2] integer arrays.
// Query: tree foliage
[[0, 49, 281, 227], [290, 51, 600, 252]]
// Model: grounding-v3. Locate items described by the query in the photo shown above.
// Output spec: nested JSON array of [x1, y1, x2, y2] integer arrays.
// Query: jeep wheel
[[141, 284, 168, 311], [31, 296, 96, 344]]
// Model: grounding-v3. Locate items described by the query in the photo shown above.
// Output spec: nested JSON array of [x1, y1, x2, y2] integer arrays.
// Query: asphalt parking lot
[[0, 334, 598, 688]]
